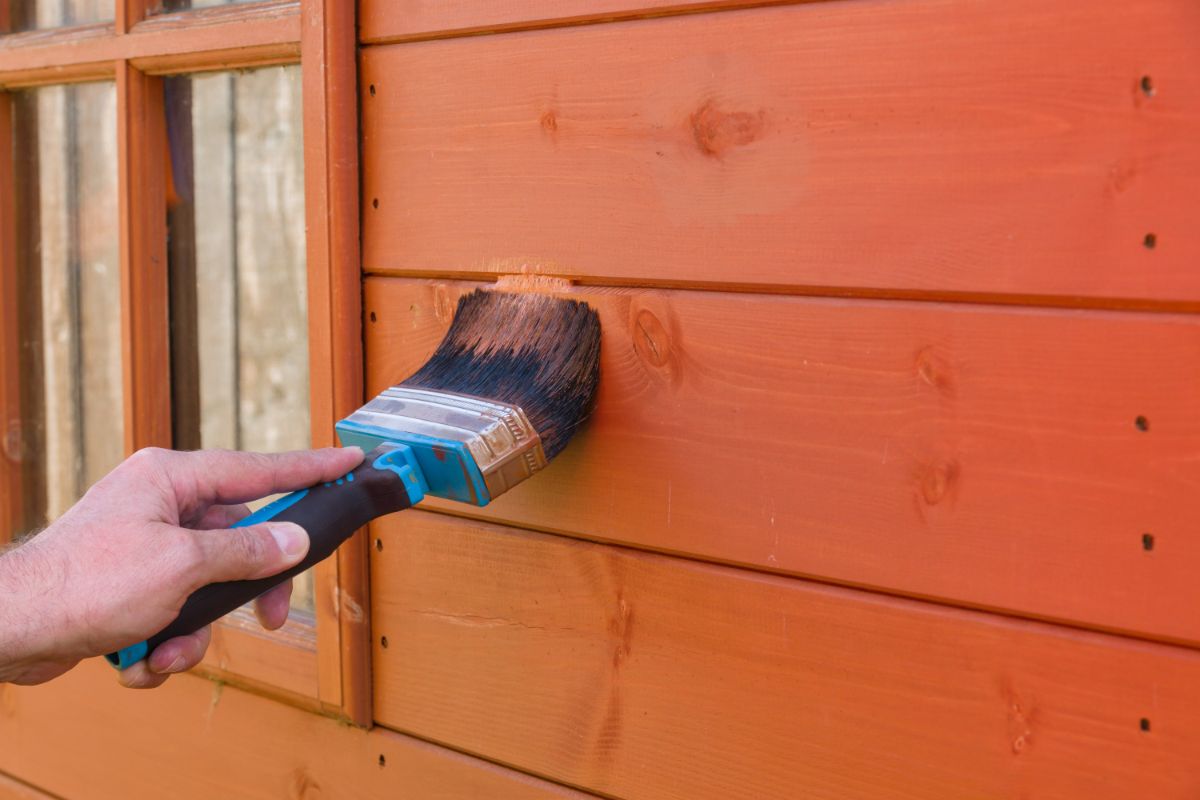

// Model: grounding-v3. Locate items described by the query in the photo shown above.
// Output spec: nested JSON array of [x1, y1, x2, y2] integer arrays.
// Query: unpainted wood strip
[[371, 508, 1200, 799], [359, 0, 814, 44], [0, 772, 60, 800], [116, 64, 171, 453], [359, 0, 1200, 301], [300, 0, 370, 724], [0, 2, 300, 88], [0, 94, 20, 542], [0, 660, 599, 800], [365, 277, 1200, 646]]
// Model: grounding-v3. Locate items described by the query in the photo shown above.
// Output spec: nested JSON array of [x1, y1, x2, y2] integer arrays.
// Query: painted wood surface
[[116, 64, 172, 452], [359, 0, 1200, 302], [371, 508, 1200, 799], [359, 0, 784, 43], [300, 0, 372, 723], [0, 661, 596, 800], [365, 278, 1200, 645]]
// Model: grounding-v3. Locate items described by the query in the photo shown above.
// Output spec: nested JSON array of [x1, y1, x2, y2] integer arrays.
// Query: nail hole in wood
[[1142, 533, 1154, 551], [372, 197, 379, 209], [369, 84, 377, 97], [1140, 717, 1151, 732], [378, 754, 386, 767], [374, 537, 383, 551], [369, 311, 377, 323], [1140, 75, 1155, 97], [380, 635, 389, 649], [1135, 415, 1149, 432]]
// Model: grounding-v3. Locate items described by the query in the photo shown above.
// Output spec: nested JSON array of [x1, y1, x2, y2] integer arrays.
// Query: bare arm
[[0, 445, 363, 688]]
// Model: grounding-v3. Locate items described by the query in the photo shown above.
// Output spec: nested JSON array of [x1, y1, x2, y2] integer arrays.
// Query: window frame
[[0, 0, 369, 725]]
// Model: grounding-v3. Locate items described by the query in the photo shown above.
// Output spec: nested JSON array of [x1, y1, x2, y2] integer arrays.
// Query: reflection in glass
[[166, 66, 311, 611], [10, 0, 112, 31], [13, 83, 122, 533]]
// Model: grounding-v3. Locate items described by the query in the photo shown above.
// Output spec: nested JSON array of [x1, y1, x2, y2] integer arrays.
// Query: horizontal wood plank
[[359, 0, 788, 44], [0, 661, 595, 800], [359, 0, 1200, 301], [365, 278, 1200, 644], [371, 509, 1200, 799]]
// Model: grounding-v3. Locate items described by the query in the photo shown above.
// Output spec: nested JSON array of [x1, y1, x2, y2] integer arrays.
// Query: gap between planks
[[362, 268, 1200, 315]]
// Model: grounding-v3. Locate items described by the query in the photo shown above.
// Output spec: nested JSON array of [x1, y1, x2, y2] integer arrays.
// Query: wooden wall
[[355, 0, 1200, 797]]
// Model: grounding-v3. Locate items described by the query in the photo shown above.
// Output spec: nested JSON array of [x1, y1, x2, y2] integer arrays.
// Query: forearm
[[0, 541, 71, 684]]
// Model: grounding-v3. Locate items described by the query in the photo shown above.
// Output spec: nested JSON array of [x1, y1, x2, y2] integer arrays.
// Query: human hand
[[0, 446, 364, 688]]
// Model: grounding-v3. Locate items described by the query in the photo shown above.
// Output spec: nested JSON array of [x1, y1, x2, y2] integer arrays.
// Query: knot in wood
[[920, 459, 959, 506], [633, 308, 671, 368], [690, 99, 765, 158]]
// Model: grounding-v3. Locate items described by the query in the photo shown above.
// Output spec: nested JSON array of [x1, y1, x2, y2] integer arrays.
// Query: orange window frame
[[0, 0, 370, 726]]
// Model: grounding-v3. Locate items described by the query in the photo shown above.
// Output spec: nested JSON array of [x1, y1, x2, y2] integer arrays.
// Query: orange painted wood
[[365, 278, 1200, 645], [359, 0, 1200, 302], [116, 63, 172, 452], [0, 2, 300, 88], [0, 93, 20, 542], [371, 509, 1200, 799], [359, 0, 795, 44], [301, 0, 370, 724], [198, 609, 319, 702], [0, 661, 597, 800]]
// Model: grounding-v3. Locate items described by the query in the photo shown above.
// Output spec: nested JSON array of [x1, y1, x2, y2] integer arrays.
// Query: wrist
[[0, 541, 66, 680]]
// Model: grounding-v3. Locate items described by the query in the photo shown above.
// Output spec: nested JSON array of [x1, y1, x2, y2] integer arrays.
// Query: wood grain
[[359, 0, 799, 44], [302, 0, 371, 725], [0, 661, 597, 800], [371, 509, 1200, 799], [359, 0, 1200, 301], [366, 278, 1200, 645], [117, 64, 172, 452]]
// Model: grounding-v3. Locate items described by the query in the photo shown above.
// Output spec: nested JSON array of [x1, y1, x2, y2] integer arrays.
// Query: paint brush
[[106, 288, 601, 669]]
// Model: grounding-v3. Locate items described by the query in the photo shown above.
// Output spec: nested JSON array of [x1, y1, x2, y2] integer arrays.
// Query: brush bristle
[[401, 289, 601, 459]]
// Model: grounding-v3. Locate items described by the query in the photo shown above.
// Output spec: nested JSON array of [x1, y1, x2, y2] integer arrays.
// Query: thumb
[[190, 521, 310, 585]]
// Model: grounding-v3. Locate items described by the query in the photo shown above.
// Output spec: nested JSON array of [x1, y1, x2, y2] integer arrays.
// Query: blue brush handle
[[105, 444, 427, 670]]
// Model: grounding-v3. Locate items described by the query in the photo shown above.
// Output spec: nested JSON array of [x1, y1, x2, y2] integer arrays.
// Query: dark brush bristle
[[401, 289, 601, 459]]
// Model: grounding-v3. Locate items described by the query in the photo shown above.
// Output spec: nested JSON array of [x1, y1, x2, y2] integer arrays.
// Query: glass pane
[[165, 66, 312, 612], [9, 0, 112, 31], [12, 83, 122, 534]]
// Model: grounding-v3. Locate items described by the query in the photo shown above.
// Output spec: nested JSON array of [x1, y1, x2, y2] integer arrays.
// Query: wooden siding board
[[371, 509, 1200, 799], [0, 661, 597, 800], [365, 277, 1200, 645], [359, 0, 793, 43], [359, 0, 1200, 301]]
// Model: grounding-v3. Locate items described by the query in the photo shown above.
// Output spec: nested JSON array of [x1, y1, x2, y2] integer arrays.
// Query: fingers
[[193, 503, 252, 530], [189, 520, 309, 586], [118, 626, 212, 689], [172, 447, 364, 509], [253, 580, 294, 630]]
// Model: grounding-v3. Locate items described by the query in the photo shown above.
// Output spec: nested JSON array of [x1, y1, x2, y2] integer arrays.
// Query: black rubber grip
[[137, 445, 416, 659]]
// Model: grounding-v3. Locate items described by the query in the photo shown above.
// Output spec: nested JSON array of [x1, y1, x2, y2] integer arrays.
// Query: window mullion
[[116, 60, 171, 454], [301, 0, 370, 726]]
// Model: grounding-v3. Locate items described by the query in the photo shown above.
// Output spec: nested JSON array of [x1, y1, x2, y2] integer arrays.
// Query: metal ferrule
[[342, 386, 547, 502]]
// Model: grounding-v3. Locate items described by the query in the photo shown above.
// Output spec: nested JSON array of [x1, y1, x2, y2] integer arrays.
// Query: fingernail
[[270, 522, 309, 559], [150, 651, 185, 674]]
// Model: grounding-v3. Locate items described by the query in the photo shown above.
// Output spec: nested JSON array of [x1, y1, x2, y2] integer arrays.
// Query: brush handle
[[104, 444, 426, 670]]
